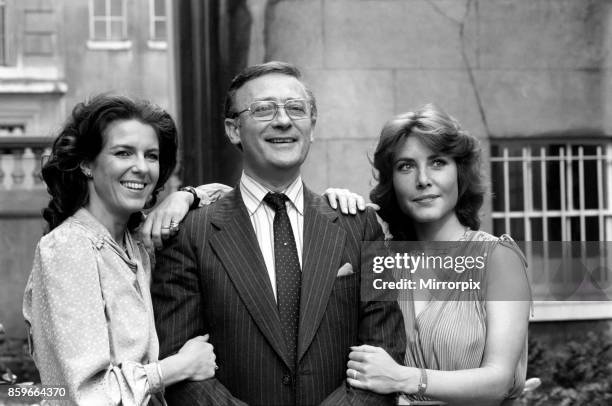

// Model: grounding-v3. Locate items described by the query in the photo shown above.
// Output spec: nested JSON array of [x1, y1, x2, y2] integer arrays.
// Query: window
[[490, 139, 612, 241], [149, 0, 166, 41], [0, 0, 6, 65], [89, 0, 127, 41], [490, 139, 612, 320]]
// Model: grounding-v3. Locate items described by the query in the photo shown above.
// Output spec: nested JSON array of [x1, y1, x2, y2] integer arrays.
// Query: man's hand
[[140, 190, 192, 250]]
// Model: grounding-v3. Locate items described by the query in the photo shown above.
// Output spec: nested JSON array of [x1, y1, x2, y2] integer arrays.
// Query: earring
[[83, 170, 93, 179]]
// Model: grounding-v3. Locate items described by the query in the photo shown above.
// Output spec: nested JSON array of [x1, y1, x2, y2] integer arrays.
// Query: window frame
[[87, 0, 131, 50], [489, 137, 612, 321], [148, 0, 167, 45]]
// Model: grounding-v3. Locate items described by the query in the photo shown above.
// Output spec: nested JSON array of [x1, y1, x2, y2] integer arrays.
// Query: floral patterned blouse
[[23, 208, 165, 405]]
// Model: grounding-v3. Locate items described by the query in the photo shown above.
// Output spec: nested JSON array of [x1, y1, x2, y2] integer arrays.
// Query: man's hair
[[223, 61, 317, 122], [370, 103, 485, 240]]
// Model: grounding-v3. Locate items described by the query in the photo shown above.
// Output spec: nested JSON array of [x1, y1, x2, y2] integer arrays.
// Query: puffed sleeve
[[23, 229, 163, 406]]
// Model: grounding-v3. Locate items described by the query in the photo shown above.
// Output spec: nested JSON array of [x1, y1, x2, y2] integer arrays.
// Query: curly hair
[[370, 103, 484, 240], [42, 94, 178, 232]]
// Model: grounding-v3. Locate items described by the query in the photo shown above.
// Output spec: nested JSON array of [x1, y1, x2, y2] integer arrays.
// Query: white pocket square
[[336, 263, 354, 277]]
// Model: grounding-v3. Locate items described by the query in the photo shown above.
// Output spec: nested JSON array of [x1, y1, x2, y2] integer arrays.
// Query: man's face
[[225, 73, 315, 181]]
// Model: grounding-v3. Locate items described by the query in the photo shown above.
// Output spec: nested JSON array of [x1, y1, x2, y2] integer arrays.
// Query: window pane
[[93, 0, 106, 16], [531, 218, 543, 240], [0, 4, 5, 65], [570, 217, 580, 241], [110, 0, 123, 16], [491, 161, 504, 212], [508, 161, 523, 211], [545, 150, 562, 211], [154, 21, 166, 40], [585, 216, 599, 241], [531, 151, 542, 211], [154, 0, 166, 16], [110, 21, 123, 39], [583, 146, 599, 210], [510, 218, 525, 240], [493, 219, 505, 236], [94, 21, 106, 39], [547, 217, 562, 241]]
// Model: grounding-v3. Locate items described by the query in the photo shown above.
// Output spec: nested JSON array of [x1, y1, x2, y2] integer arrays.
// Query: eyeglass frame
[[229, 98, 313, 122]]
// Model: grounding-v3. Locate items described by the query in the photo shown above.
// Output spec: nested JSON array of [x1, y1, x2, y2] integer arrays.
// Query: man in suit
[[152, 61, 406, 406]]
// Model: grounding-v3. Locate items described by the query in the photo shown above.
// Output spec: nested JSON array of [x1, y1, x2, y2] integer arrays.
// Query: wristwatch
[[179, 186, 201, 210]]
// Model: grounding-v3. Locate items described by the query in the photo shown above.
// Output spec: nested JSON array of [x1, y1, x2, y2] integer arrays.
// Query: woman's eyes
[[113, 150, 159, 161], [396, 162, 414, 171], [432, 159, 447, 167], [396, 159, 448, 171]]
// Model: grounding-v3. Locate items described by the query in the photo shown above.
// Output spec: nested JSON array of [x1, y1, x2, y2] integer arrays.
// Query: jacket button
[[282, 374, 292, 386]]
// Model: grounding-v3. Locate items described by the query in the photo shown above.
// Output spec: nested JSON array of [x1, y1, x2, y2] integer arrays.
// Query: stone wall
[[248, 0, 612, 214]]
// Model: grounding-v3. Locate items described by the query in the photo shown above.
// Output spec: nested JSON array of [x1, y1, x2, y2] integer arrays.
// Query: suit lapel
[[208, 188, 291, 367], [298, 188, 346, 362]]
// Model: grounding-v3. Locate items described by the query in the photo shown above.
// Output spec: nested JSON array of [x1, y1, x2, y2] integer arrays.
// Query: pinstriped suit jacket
[[152, 186, 406, 406]]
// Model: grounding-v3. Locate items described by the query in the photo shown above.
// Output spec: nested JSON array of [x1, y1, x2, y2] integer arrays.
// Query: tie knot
[[264, 192, 289, 212]]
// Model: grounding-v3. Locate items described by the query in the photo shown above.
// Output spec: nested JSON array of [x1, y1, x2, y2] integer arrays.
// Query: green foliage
[[520, 332, 612, 405]]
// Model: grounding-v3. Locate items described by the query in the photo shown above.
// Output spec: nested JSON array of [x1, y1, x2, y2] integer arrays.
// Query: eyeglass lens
[[250, 100, 309, 121]]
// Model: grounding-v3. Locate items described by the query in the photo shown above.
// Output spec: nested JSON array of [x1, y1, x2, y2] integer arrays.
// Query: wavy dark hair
[[370, 103, 484, 240], [42, 94, 178, 232]]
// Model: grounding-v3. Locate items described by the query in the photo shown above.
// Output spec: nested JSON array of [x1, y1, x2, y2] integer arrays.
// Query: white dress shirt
[[239, 172, 304, 300]]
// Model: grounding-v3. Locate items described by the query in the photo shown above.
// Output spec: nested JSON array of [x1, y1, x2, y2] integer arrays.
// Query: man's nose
[[271, 106, 292, 127]]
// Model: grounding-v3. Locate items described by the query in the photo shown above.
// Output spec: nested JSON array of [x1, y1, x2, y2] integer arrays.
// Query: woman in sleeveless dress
[[343, 104, 531, 406]]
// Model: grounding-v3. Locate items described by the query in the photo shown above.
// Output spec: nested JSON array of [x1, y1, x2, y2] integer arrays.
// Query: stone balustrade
[[0, 136, 53, 190]]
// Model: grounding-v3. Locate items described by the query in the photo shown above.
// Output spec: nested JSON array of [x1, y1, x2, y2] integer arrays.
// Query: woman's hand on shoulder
[[324, 188, 377, 215], [140, 191, 192, 250]]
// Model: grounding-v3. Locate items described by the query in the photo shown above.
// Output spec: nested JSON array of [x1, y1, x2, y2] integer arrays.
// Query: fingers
[[139, 214, 153, 250], [202, 334, 210, 342], [346, 368, 366, 390], [356, 194, 366, 211], [349, 344, 379, 353], [324, 188, 339, 209], [150, 212, 165, 250], [338, 192, 350, 214], [346, 360, 365, 373]]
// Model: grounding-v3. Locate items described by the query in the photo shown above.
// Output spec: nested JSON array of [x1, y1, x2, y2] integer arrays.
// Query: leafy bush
[[520, 332, 612, 405]]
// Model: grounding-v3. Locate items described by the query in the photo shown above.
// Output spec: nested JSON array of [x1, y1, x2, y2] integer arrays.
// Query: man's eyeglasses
[[232, 99, 311, 122]]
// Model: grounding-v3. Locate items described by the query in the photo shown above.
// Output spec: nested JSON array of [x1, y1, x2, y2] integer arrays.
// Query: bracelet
[[179, 186, 201, 210], [417, 368, 427, 396]]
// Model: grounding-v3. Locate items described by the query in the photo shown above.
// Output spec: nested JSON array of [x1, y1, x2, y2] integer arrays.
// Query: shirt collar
[[240, 172, 304, 216]]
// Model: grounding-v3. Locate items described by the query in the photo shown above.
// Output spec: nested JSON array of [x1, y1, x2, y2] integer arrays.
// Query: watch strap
[[179, 186, 201, 210]]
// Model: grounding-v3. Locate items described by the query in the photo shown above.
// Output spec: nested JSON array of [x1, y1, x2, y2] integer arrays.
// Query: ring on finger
[[352, 370, 357, 380], [214, 363, 219, 370], [161, 226, 170, 230]]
